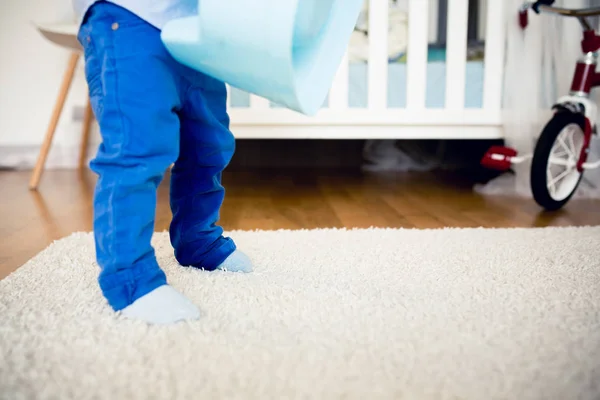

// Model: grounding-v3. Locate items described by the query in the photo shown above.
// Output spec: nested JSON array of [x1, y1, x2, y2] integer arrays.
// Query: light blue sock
[[120, 285, 201, 325], [216, 250, 254, 273]]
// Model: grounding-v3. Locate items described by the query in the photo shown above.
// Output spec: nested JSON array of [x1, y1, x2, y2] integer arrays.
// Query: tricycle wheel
[[530, 112, 586, 211]]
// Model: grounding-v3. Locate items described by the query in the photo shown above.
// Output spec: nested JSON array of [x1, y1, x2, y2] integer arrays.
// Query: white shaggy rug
[[1, 227, 600, 400]]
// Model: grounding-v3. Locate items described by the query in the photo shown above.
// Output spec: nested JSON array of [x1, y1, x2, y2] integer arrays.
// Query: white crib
[[226, 0, 505, 141]]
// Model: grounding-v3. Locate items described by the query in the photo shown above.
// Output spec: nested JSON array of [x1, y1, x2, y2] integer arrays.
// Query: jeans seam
[[102, 26, 130, 270]]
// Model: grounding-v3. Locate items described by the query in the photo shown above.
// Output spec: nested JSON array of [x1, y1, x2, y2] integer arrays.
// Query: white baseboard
[[0, 145, 90, 170]]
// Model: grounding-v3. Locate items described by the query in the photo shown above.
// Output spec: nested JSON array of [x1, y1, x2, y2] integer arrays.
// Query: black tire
[[530, 111, 585, 211]]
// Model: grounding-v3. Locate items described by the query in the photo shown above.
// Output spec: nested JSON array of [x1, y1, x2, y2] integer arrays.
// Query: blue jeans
[[78, 1, 237, 311]]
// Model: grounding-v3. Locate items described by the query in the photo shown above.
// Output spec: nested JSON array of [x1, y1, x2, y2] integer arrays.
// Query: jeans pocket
[[110, 21, 161, 59]]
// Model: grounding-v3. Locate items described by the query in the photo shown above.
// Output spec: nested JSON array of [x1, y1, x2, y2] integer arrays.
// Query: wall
[[0, 0, 95, 169], [0, 0, 483, 170]]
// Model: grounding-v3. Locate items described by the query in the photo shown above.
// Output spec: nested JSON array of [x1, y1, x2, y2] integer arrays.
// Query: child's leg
[[79, 2, 199, 323], [168, 73, 252, 273]]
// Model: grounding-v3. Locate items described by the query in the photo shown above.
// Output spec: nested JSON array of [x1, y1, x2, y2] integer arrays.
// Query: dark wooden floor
[[1, 168, 599, 279]]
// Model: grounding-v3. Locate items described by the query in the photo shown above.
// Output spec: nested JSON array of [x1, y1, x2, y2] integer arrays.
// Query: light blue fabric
[[216, 250, 254, 273], [160, 0, 364, 116], [228, 57, 485, 110], [72, 0, 197, 28]]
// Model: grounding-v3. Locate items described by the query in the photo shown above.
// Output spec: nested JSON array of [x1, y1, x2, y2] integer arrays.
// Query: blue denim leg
[[169, 71, 237, 270], [78, 2, 183, 311]]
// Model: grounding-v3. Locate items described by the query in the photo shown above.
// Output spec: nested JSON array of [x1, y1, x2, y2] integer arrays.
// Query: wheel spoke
[[551, 148, 569, 158], [547, 167, 573, 189], [548, 157, 575, 167], [558, 135, 575, 159], [547, 169, 556, 197], [568, 127, 576, 154]]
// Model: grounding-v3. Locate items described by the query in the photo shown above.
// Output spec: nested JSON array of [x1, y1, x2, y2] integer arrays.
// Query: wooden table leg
[[29, 52, 80, 190], [78, 96, 94, 170]]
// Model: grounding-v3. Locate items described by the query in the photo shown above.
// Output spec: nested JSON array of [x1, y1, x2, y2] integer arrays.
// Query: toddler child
[[73, 0, 253, 325]]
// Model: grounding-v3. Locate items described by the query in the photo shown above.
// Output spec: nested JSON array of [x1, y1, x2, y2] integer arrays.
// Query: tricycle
[[481, 0, 600, 210]]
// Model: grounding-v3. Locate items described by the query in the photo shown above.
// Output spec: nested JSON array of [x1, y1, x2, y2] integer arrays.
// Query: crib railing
[[226, 0, 506, 140]]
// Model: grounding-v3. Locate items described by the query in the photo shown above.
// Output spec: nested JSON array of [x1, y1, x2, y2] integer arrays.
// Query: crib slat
[[478, 0, 488, 41], [483, 0, 504, 110], [428, 0, 439, 43], [445, 0, 469, 109], [368, 0, 388, 109], [329, 52, 349, 110], [250, 94, 270, 109], [406, 0, 429, 110]]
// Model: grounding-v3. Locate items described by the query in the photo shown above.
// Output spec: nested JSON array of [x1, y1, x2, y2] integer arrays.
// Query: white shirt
[[73, 0, 197, 29]]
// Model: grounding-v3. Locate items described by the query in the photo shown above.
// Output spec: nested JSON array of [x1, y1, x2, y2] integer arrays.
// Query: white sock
[[120, 285, 200, 325], [216, 250, 254, 273]]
